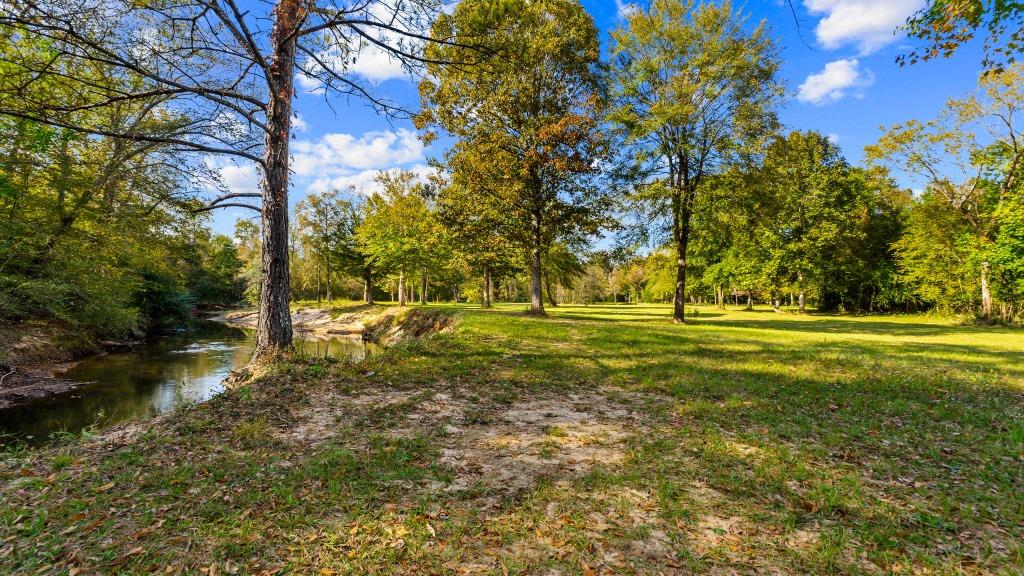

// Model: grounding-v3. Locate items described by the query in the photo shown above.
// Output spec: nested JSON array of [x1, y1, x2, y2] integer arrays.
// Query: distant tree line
[[2, 0, 1023, 350]]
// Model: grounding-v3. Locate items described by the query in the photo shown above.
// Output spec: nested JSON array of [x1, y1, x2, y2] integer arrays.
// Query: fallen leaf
[[95, 482, 116, 493]]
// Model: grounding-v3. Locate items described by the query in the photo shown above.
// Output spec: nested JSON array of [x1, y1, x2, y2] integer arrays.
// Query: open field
[[2, 304, 1022, 575]]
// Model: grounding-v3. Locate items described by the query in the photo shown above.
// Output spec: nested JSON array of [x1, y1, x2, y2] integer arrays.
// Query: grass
[[1, 303, 1021, 575]]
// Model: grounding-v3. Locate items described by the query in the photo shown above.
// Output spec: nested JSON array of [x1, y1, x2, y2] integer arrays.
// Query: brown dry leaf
[[95, 482, 116, 492], [319, 569, 337, 576], [582, 561, 597, 576], [68, 568, 81, 576]]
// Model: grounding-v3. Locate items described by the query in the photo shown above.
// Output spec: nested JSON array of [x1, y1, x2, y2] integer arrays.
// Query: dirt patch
[[267, 377, 647, 510], [434, 396, 636, 500], [211, 306, 455, 346], [362, 308, 457, 345], [210, 307, 365, 336]]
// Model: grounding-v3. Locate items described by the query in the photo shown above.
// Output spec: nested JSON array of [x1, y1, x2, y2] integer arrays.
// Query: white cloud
[[291, 129, 424, 176], [348, 45, 406, 82], [292, 113, 308, 133], [797, 58, 874, 105], [297, 3, 421, 90], [307, 164, 435, 195], [827, 132, 840, 143], [615, 0, 638, 19], [205, 157, 260, 195], [804, 0, 925, 54]]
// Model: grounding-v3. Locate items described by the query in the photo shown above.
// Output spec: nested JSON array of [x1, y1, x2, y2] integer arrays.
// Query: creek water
[[0, 321, 370, 446]]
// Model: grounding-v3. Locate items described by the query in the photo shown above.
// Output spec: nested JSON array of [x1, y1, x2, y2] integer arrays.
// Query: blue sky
[[207, 0, 987, 235]]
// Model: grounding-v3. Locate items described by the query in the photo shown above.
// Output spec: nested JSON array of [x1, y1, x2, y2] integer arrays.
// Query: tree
[[866, 65, 1024, 318], [331, 193, 378, 305], [900, 0, 1024, 72], [418, 0, 609, 315], [757, 131, 866, 313], [356, 171, 439, 307], [0, 0, 471, 358], [542, 242, 585, 307], [295, 191, 348, 303], [608, 0, 782, 322], [434, 172, 519, 309]]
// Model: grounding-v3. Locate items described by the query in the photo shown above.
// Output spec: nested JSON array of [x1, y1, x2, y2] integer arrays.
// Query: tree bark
[[420, 269, 428, 305], [482, 266, 492, 308], [253, 0, 301, 359], [672, 189, 692, 323], [981, 261, 992, 318], [529, 209, 545, 315], [316, 264, 321, 304], [398, 270, 406, 306], [363, 271, 374, 304], [797, 272, 806, 314], [325, 262, 332, 303]]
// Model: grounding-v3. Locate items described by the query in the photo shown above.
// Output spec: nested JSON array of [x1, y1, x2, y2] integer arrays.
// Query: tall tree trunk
[[420, 269, 427, 305], [797, 272, 806, 314], [398, 271, 406, 306], [529, 209, 545, 315], [981, 261, 992, 318], [316, 264, 321, 304], [363, 271, 374, 305], [254, 0, 301, 359], [672, 189, 692, 323], [325, 262, 332, 304], [482, 267, 492, 308], [545, 273, 558, 307], [746, 292, 753, 310]]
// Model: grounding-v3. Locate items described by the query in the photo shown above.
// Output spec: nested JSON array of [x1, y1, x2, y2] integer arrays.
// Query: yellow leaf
[[319, 569, 336, 576], [349, 525, 359, 535], [425, 522, 436, 538], [95, 482, 115, 492]]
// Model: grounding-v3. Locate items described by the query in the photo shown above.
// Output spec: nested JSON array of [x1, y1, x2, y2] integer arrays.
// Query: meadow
[[1, 303, 1021, 575]]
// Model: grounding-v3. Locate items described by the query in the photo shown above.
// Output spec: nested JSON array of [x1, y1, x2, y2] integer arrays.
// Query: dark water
[[0, 321, 369, 446]]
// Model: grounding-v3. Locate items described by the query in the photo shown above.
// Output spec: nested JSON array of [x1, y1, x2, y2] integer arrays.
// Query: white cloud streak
[[804, 0, 925, 54], [797, 58, 874, 105]]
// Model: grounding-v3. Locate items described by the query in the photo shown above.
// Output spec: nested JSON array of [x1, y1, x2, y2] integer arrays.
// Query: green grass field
[[2, 303, 1022, 575]]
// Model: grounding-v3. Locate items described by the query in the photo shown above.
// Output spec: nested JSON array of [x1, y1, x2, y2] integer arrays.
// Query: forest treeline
[[0, 0, 1022, 344]]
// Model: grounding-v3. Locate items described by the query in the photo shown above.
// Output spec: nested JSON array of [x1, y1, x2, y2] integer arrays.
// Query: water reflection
[[0, 321, 369, 445]]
